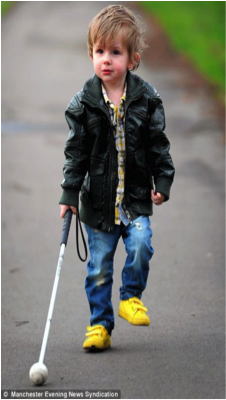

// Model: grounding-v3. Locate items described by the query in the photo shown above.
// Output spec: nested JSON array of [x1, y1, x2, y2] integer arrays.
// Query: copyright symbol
[[3, 392, 8, 398]]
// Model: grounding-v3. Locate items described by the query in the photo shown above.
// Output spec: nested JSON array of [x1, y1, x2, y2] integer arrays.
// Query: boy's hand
[[151, 190, 165, 206], [60, 204, 77, 218]]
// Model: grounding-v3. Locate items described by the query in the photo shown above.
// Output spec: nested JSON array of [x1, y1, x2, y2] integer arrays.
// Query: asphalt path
[[1, 2, 225, 399]]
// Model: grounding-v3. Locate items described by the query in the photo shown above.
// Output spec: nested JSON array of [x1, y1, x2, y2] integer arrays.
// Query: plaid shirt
[[102, 84, 126, 225]]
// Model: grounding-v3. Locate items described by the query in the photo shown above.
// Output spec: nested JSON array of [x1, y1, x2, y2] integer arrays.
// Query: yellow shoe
[[83, 325, 111, 351], [118, 297, 150, 326]]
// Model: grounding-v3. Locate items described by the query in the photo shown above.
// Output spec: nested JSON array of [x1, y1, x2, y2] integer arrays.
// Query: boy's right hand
[[60, 204, 77, 218]]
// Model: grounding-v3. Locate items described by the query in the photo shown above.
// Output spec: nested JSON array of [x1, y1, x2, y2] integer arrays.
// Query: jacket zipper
[[123, 95, 144, 220], [81, 96, 115, 231], [107, 126, 115, 232]]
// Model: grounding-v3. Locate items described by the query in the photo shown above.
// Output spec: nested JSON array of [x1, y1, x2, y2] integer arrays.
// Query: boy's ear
[[128, 52, 140, 70], [134, 52, 140, 68], [135, 52, 140, 64]]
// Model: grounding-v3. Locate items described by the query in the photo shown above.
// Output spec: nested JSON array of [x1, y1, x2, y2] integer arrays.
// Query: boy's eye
[[113, 50, 120, 55], [97, 49, 103, 54]]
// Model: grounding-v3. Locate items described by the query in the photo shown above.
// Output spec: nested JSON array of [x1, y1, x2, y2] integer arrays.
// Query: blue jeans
[[84, 216, 154, 334]]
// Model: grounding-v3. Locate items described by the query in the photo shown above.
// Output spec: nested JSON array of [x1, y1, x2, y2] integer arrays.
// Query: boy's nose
[[103, 53, 111, 64]]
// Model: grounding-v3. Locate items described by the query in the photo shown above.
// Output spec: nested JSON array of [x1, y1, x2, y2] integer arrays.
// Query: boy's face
[[91, 34, 134, 87]]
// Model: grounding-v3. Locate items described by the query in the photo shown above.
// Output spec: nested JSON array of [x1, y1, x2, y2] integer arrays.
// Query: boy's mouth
[[102, 69, 112, 74]]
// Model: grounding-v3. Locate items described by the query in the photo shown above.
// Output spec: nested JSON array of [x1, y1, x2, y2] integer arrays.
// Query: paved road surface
[[2, 2, 225, 399]]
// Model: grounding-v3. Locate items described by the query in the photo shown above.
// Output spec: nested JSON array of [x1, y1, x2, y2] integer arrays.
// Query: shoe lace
[[85, 325, 105, 338], [129, 298, 148, 314]]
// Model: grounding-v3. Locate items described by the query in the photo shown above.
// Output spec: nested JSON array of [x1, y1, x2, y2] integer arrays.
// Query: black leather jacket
[[60, 71, 175, 232]]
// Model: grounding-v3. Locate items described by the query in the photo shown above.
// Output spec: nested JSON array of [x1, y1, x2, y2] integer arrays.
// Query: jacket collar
[[82, 74, 103, 104], [81, 71, 146, 109], [125, 71, 146, 106]]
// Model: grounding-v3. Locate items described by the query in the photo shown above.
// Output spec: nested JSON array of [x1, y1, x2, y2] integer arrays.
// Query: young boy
[[59, 5, 175, 351]]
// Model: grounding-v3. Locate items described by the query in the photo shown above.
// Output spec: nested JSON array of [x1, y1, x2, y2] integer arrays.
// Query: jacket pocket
[[87, 116, 103, 128], [90, 158, 105, 209], [129, 149, 151, 200], [80, 172, 91, 206], [134, 149, 149, 185], [129, 107, 149, 123]]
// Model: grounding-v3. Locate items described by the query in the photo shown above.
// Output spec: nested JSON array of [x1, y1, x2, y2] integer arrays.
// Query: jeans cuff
[[120, 292, 142, 301]]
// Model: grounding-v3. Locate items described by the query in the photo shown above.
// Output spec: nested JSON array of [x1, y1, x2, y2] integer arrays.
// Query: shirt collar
[[101, 83, 127, 106]]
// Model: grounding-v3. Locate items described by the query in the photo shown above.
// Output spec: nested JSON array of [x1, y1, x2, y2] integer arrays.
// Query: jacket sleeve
[[147, 96, 175, 201], [59, 95, 89, 207]]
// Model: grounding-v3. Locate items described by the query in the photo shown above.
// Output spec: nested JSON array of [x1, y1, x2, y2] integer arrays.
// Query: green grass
[[1, 1, 13, 16], [140, 1, 225, 102]]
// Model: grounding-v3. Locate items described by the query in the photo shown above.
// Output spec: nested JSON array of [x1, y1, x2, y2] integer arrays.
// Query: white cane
[[29, 209, 73, 386]]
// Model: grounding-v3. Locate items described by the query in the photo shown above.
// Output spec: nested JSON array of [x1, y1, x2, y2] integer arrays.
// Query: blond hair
[[87, 5, 147, 71]]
